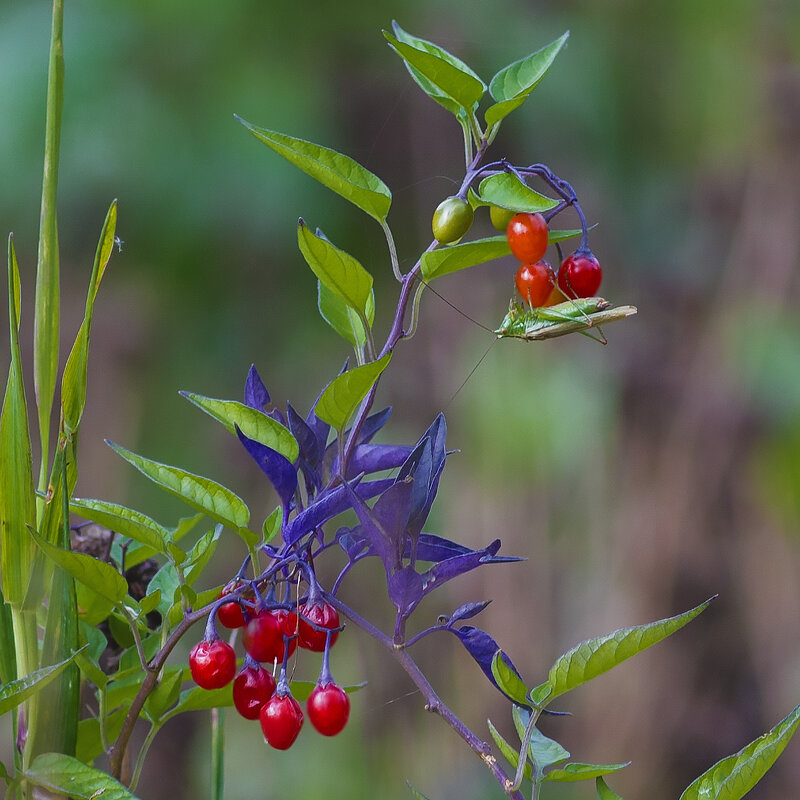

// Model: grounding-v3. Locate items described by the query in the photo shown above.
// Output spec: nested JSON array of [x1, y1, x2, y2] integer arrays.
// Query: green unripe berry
[[489, 204, 515, 232], [432, 196, 474, 244]]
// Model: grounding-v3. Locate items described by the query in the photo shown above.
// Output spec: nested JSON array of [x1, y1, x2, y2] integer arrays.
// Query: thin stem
[[128, 722, 160, 792], [117, 605, 149, 672], [211, 708, 224, 800], [510, 707, 542, 793], [381, 219, 402, 282]]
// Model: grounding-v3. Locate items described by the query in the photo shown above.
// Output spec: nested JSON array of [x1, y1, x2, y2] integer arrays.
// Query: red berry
[[506, 213, 548, 263], [307, 683, 350, 736], [189, 639, 236, 690], [217, 581, 249, 629], [295, 601, 340, 652], [515, 261, 555, 307], [557, 252, 602, 298], [260, 693, 304, 750], [233, 664, 276, 719], [243, 610, 297, 664]]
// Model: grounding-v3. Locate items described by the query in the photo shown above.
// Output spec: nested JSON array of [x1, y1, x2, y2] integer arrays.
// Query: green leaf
[[0, 592, 15, 684], [488, 718, 532, 782], [477, 174, 557, 214], [318, 281, 375, 348], [70, 497, 169, 555], [405, 781, 433, 800], [166, 586, 219, 628], [25, 753, 142, 800], [486, 33, 570, 127], [105, 670, 148, 711], [61, 201, 117, 436], [147, 563, 180, 618], [144, 668, 183, 722], [596, 777, 625, 799], [384, 30, 484, 113], [262, 506, 282, 544], [179, 392, 298, 462], [236, 116, 391, 222], [512, 706, 570, 773], [315, 353, 392, 431], [490, 651, 529, 706], [0, 651, 82, 716], [298, 222, 373, 319], [543, 598, 714, 703], [1, 236, 36, 606], [28, 525, 127, 604], [544, 762, 630, 783], [76, 707, 126, 765], [163, 684, 234, 720], [679, 703, 800, 800], [169, 513, 204, 542], [184, 525, 221, 586], [420, 236, 511, 282], [106, 441, 250, 531], [75, 580, 114, 626], [74, 623, 108, 689]]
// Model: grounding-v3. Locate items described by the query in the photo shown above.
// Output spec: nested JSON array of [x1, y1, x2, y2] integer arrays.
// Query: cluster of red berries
[[188, 581, 350, 750], [502, 211, 602, 307]]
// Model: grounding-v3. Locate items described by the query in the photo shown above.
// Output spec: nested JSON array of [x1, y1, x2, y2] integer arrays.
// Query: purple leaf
[[335, 443, 414, 479], [283, 477, 394, 545], [267, 408, 287, 427], [336, 527, 373, 560], [358, 407, 393, 444], [388, 566, 425, 616], [423, 539, 502, 590], [448, 600, 492, 623], [236, 426, 297, 513], [407, 533, 522, 564], [244, 364, 270, 410], [287, 403, 320, 468]]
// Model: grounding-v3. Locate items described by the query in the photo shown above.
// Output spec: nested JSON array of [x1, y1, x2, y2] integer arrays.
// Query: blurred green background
[[2, 0, 800, 798]]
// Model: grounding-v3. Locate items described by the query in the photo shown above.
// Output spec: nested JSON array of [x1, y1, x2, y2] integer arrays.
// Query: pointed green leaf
[[166, 585, 219, 628], [184, 524, 221, 586], [597, 777, 625, 799], [420, 236, 511, 282], [315, 353, 392, 431], [1, 236, 36, 605], [106, 441, 250, 531], [164, 684, 234, 719], [29, 525, 127, 604], [491, 651, 529, 706], [262, 506, 282, 544], [179, 392, 298, 462], [384, 30, 484, 112], [147, 563, 180, 618], [513, 706, 570, 772], [236, 116, 391, 222], [61, 201, 117, 436], [144, 667, 183, 722], [74, 623, 108, 688], [25, 753, 142, 800], [298, 222, 373, 315], [679, 703, 800, 800], [544, 762, 630, 783], [544, 598, 714, 702], [0, 651, 82, 716], [75, 580, 113, 626], [318, 281, 375, 347], [70, 497, 168, 555], [488, 718, 533, 781], [486, 33, 570, 127], [477, 174, 557, 214]]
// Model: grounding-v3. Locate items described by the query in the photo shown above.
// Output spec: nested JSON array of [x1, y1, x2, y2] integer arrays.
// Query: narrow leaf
[[180, 392, 298, 462], [28, 525, 127, 604], [236, 116, 391, 222], [544, 598, 713, 702], [420, 236, 511, 282], [596, 777, 625, 799], [106, 441, 250, 530], [315, 353, 392, 431], [298, 222, 373, 317], [478, 174, 557, 214], [491, 650, 529, 706], [70, 497, 168, 555], [679, 703, 800, 800], [488, 718, 532, 781], [544, 762, 630, 783], [25, 753, 142, 800], [405, 781, 433, 800], [0, 651, 82, 716]]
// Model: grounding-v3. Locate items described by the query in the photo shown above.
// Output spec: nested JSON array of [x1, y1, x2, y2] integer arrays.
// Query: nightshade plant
[[1, 7, 798, 800]]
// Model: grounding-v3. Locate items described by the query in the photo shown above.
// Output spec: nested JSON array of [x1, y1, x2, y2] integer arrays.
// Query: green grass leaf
[[477, 174, 558, 214], [679, 703, 800, 800], [25, 753, 142, 799], [106, 441, 250, 531], [544, 762, 630, 783], [179, 392, 299, 462], [70, 497, 169, 555], [0, 651, 82, 716], [420, 236, 510, 282], [542, 598, 714, 703], [236, 117, 391, 222], [315, 353, 392, 431]]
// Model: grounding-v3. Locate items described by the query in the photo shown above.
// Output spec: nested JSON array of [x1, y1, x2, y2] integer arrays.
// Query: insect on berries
[[557, 250, 603, 298], [515, 261, 555, 308], [307, 682, 350, 736], [260, 692, 305, 750], [189, 639, 236, 690], [432, 196, 474, 244], [506, 212, 548, 264]]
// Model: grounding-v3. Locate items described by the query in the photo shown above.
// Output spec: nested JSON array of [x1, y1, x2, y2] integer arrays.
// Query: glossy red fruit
[[189, 639, 236, 690], [260, 693, 304, 750], [506, 213, 548, 263], [515, 261, 555, 307], [217, 581, 248, 629], [307, 682, 350, 736], [243, 610, 296, 664], [557, 251, 603, 298], [295, 602, 340, 652], [233, 664, 276, 720]]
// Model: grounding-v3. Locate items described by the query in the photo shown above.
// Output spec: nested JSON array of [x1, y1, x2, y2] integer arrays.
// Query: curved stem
[[381, 219, 402, 282]]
